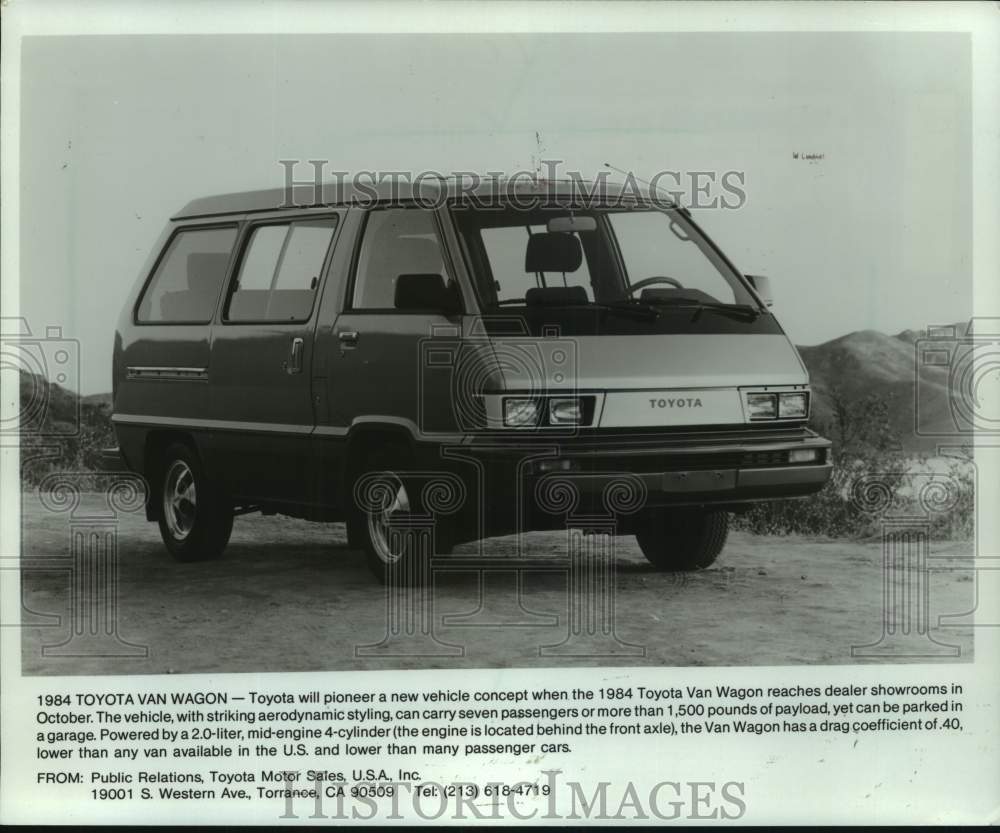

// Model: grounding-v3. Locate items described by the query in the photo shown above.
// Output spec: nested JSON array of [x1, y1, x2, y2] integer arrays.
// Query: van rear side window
[[136, 226, 238, 323], [225, 217, 338, 323]]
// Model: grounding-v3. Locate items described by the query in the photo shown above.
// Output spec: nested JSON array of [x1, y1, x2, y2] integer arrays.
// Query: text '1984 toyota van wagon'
[[112, 178, 832, 583]]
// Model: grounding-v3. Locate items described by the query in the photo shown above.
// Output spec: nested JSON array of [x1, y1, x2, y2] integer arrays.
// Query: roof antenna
[[534, 131, 554, 182]]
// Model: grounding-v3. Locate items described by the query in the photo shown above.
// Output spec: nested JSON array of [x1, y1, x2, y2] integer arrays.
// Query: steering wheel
[[627, 276, 684, 294]]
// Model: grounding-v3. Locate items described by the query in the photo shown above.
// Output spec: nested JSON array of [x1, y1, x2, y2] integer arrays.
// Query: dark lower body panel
[[415, 428, 833, 542], [113, 416, 833, 536]]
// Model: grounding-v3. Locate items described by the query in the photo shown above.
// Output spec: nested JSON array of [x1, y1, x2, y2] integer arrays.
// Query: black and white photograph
[[2, 1, 998, 826]]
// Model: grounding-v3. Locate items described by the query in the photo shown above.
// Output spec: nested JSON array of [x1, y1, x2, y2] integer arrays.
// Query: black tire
[[347, 443, 432, 585], [635, 509, 729, 571], [156, 442, 233, 563]]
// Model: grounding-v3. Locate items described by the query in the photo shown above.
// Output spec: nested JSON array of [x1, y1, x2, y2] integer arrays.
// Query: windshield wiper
[[688, 302, 761, 322], [489, 298, 660, 320], [592, 300, 661, 320], [638, 297, 761, 322]]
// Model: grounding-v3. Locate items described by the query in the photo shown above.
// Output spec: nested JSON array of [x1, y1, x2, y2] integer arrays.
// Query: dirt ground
[[18, 492, 974, 675]]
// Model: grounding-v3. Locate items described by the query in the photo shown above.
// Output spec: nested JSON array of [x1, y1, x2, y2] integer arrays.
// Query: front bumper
[[448, 425, 833, 508], [551, 462, 831, 504]]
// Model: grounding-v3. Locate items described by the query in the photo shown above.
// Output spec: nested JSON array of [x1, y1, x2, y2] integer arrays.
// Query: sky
[[17, 32, 971, 394]]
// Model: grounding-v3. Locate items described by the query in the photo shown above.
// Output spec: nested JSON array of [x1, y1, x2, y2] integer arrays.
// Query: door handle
[[286, 337, 304, 374], [338, 330, 359, 348]]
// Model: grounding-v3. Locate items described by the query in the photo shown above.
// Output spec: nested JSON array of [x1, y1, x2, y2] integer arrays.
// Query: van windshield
[[451, 205, 758, 313]]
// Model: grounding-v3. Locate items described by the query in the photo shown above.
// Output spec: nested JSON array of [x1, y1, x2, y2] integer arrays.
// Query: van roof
[[172, 177, 661, 220]]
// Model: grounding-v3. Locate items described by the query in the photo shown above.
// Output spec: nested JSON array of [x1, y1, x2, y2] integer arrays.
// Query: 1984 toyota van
[[112, 179, 832, 582]]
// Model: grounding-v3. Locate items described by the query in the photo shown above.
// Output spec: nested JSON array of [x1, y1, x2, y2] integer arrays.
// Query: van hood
[[492, 333, 809, 391]]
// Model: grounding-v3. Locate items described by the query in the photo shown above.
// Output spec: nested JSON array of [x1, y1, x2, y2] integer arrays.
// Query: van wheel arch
[[343, 427, 415, 488]]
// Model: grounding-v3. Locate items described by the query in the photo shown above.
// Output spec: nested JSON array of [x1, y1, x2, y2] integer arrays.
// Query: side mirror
[[394, 273, 461, 316], [745, 274, 774, 307]]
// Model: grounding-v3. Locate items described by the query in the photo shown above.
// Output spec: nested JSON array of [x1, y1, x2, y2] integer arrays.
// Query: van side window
[[226, 217, 337, 323], [136, 226, 237, 323], [351, 209, 446, 310]]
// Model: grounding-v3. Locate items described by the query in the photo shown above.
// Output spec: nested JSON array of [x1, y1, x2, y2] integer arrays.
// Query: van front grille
[[742, 450, 790, 467], [541, 448, 824, 475], [577, 453, 744, 474]]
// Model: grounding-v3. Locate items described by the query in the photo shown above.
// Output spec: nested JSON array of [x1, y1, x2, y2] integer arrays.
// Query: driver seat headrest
[[525, 233, 582, 273]]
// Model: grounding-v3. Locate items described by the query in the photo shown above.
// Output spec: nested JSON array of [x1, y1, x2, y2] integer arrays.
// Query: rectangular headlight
[[549, 397, 582, 425], [746, 393, 777, 420], [504, 398, 540, 427], [779, 392, 809, 419]]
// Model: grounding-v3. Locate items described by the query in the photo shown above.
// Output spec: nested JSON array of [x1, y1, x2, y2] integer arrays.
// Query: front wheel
[[347, 445, 432, 585], [157, 442, 233, 562], [635, 509, 729, 571]]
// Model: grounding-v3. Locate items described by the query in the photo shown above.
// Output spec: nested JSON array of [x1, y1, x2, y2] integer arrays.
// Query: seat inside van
[[355, 232, 443, 309], [158, 253, 229, 321]]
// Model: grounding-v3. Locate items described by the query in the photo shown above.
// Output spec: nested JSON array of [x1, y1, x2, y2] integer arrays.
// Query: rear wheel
[[635, 509, 729, 571], [157, 442, 233, 562]]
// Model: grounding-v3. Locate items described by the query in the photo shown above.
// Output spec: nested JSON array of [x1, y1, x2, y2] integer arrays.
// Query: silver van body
[[112, 179, 832, 580]]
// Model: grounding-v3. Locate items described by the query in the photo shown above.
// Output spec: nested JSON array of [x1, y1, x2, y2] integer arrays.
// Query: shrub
[[19, 376, 118, 490], [732, 390, 974, 540]]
